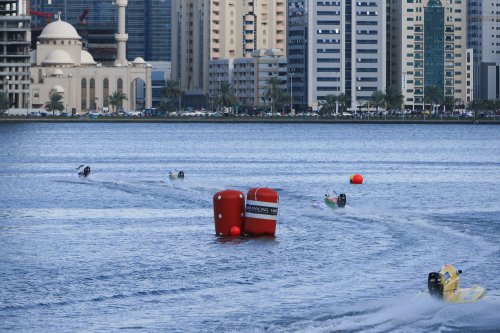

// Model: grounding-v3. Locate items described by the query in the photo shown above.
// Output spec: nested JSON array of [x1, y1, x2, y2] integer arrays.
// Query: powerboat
[[428, 264, 485, 303], [169, 169, 185, 181], [77, 165, 91, 177], [324, 193, 347, 209]]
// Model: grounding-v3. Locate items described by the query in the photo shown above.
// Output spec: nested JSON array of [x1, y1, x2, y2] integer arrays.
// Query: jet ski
[[77, 165, 91, 178], [324, 193, 347, 209], [428, 264, 485, 303], [168, 169, 185, 181]]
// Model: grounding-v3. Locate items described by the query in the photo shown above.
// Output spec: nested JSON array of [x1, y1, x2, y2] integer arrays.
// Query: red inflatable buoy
[[244, 187, 279, 236], [213, 190, 245, 236], [350, 174, 363, 184], [230, 226, 241, 236]]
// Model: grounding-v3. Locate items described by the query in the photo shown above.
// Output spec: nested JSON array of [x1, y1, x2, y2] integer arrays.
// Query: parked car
[[126, 111, 143, 117]]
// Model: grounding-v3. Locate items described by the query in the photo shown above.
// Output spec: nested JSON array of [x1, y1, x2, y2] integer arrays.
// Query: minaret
[[114, 0, 128, 66]]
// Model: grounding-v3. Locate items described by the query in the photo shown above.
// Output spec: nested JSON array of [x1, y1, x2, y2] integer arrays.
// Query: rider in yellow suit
[[437, 264, 485, 303]]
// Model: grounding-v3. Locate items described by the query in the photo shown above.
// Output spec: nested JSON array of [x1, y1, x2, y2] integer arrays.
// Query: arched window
[[117, 78, 123, 93], [89, 78, 96, 110], [81, 78, 87, 111], [103, 78, 109, 107]]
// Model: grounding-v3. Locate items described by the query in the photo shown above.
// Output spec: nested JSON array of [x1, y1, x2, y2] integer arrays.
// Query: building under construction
[[0, 0, 30, 109]]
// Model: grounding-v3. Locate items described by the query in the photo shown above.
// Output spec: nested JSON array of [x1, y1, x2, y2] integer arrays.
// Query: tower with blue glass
[[424, 0, 445, 92]]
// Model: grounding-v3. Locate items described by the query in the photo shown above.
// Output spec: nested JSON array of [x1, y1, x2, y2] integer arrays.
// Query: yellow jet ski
[[428, 264, 485, 303]]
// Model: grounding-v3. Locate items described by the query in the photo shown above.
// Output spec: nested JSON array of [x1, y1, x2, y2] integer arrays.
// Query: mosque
[[29, 0, 152, 114]]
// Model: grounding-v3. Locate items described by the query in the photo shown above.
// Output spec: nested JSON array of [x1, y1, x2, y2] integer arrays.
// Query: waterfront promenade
[[0, 115, 499, 125]]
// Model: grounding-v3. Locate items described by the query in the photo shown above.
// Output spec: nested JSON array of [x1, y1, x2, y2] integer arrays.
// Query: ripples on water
[[0, 123, 499, 332]]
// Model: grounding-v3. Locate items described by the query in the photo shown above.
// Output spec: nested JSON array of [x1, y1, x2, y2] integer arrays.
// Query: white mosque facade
[[29, 1, 152, 114]]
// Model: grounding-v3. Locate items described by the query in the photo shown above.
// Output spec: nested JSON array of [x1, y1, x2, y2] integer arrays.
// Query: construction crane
[[79, 8, 90, 25], [29, 10, 55, 24]]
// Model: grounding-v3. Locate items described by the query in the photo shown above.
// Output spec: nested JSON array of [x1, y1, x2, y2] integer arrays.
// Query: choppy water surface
[[1, 123, 499, 332]]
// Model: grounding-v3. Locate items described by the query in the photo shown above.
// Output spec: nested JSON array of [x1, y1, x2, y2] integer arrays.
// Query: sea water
[[0, 123, 499, 332]]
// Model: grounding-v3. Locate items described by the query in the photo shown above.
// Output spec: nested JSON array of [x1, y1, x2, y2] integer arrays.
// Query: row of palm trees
[[425, 85, 500, 113], [319, 87, 405, 116], [158, 78, 290, 115], [44, 90, 128, 115], [28, 82, 499, 117]]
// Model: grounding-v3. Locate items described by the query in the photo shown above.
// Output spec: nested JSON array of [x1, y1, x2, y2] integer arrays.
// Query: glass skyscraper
[[424, 0, 444, 90], [127, 0, 171, 61], [389, 0, 468, 110], [30, 0, 171, 62]]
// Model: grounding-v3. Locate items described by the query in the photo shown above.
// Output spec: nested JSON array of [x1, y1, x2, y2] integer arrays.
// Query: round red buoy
[[350, 174, 364, 184], [244, 187, 279, 236], [230, 226, 241, 236], [213, 190, 245, 236]]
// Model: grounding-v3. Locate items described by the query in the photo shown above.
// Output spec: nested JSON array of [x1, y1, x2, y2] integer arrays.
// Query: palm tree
[[0, 92, 9, 115], [443, 96, 455, 113], [46, 91, 65, 116], [265, 77, 284, 115], [320, 94, 337, 116], [161, 79, 181, 111], [454, 98, 464, 114], [424, 85, 443, 112], [275, 90, 290, 114], [384, 86, 404, 112], [159, 98, 175, 115], [370, 90, 385, 113], [337, 93, 348, 114], [108, 91, 128, 114], [468, 99, 483, 123], [494, 99, 500, 113], [216, 82, 236, 112]]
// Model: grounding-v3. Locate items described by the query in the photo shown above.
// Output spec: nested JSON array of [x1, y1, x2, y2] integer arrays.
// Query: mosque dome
[[39, 19, 81, 40], [42, 49, 74, 65], [133, 57, 146, 65], [81, 50, 97, 65]]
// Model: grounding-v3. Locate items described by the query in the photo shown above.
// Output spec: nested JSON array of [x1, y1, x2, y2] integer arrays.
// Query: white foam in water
[[286, 295, 500, 333], [1, 123, 499, 332], [0, 208, 212, 220]]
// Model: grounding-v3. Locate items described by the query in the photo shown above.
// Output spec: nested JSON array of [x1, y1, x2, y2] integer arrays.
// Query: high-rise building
[[209, 49, 287, 111], [288, 0, 387, 111], [171, 0, 209, 95], [127, 0, 172, 61], [389, 0, 468, 111], [171, 0, 287, 96], [0, 0, 30, 109], [468, 0, 500, 101], [209, 0, 286, 59], [30, 0, 172, 62]]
